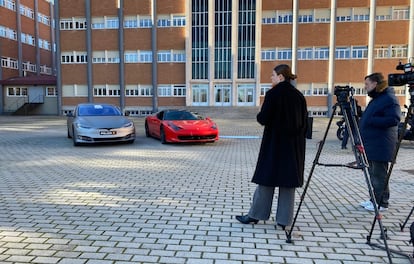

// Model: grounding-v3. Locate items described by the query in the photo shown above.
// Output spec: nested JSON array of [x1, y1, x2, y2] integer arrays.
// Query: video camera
[[334, 85, 354, 103], [388, 60, 414, 86]]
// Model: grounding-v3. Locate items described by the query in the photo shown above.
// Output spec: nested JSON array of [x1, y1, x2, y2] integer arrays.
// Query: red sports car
[[145, 109, 219, 144]]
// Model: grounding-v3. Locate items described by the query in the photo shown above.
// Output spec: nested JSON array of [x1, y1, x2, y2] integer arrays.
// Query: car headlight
[[167, 121, 182, 131], [123, 122, 134, 128], [76, 123, 91, 129]]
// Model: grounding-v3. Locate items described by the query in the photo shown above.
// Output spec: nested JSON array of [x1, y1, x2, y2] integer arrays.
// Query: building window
[[392, 7, 409, 20], [139, 18, 152, 28], [351, 46, 368, 59], [7, 87, 28, 96], [238, 0, 256, 79], [298, 10, 313, 23], [172, 15, 186, 27], [139, 51, 153, 62], [278, 11, 293, 24], [214, 0, 232, 79], [297, 48, 313, 60], [312, 85, 328, 95], [158, 51, 172, 62], [335, 47, 350, 59], [124, 18, 138, 28], [94, 86, 120, 97], [46, 87, 57, 97], [277, 49, 292, 60], [261, 49, 276, 61], [260, 84, 271, 96], [297, 84, 312, 96], [173, 85, 186, 96], [314, 9, 330, 23], [157, 18, 171, 27], [106, 18, 119, 29], [390, 45, 408, 58], [60, 18, 87, 30], [314, 47, 329, 60], [192, 0, 209, 80], [139, 86, 153, 96], [62, 52, 87, 63], [1, 57, 18, 69], [158, 85, 172, 96]]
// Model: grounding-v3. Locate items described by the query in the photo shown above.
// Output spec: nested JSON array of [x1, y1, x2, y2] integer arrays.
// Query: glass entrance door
[[192, 84, 208, 106], [237, 84, 254, 106], [214, 84, 231, 106]]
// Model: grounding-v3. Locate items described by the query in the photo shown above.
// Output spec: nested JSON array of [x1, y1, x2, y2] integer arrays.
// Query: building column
[[255, 0, 262, 106], [327, 0, 337, 116], [291, 0, 298, 74], [367, 0, 376, 74], [117, 0, 125, 113], [231, 0, 238, 106]]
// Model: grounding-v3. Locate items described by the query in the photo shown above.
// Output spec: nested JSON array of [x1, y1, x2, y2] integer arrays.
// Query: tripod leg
[[285, 106, 337, 243], [340, 104, 394, 263], [400, 206, 414, 231]]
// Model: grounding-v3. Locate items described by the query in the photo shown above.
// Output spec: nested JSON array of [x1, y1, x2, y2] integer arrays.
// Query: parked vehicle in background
[[145, 109, 219, 144], [67, 103, 135, 146]]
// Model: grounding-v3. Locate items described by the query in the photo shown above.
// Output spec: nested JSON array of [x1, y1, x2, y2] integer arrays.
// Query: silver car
[[67, 103, 136, 146]]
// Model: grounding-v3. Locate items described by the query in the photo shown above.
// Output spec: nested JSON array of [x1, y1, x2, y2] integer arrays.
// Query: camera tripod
[[285, 87, 407, 264], [367, 85, 414, 261]]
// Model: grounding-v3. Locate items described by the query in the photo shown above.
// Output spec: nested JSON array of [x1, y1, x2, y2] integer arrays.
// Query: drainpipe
[[85, 0, 93, 102], [118, 0, 125, 113], [54, 0, 62, 115]]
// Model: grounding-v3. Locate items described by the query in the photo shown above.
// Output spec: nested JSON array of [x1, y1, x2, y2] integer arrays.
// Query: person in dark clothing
[[235, 64, 308, 229], [359, 72, 401, 211]]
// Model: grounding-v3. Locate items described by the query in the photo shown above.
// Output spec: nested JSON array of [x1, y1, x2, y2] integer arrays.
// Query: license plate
[[99, 130, 116, 135]]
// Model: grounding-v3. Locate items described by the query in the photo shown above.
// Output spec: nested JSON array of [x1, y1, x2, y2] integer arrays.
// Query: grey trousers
[[248, 185, 295, 226]]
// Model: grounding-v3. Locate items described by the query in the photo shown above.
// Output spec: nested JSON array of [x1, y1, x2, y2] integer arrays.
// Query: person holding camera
[[359, 72, 401, 211], [235, 64, 308, 230]]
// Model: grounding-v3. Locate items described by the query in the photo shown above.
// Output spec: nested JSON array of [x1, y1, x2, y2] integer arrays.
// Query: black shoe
[[341, 146, 347, 149], [235, 215, 258, 224], [277, 223, 286, 230]]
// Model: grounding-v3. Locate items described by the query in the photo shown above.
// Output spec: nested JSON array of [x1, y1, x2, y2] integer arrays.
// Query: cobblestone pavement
[[0, 115, 413, 264]]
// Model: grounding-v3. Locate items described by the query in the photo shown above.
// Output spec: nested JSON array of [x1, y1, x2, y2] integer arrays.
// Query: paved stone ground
[[0, 115, 413, 264]]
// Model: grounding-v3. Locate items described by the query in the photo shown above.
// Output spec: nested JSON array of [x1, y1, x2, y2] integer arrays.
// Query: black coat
[[251, 81, 308, 187]]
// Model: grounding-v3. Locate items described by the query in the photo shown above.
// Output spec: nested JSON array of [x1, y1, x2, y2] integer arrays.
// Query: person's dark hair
[[365, 72, 388, 92], [274, 64, 297, 81]]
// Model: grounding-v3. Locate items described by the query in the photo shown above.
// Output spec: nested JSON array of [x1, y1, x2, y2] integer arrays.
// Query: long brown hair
[[274, 64, 297, 81]]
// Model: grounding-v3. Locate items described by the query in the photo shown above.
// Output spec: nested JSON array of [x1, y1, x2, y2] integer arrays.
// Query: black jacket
[[251, 81, 308, 187]]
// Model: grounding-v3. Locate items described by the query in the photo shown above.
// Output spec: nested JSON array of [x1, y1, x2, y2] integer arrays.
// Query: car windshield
[[78, 105, 121, 116], [164, 111, 199, 120]]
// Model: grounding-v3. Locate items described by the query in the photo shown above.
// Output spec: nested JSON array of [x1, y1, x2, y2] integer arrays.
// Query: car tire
[[336, 127, 344, 141], [72, 127, 80, 146], [160, 127, 167, 144], [145, 122, 150, 137]]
